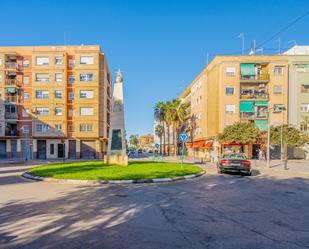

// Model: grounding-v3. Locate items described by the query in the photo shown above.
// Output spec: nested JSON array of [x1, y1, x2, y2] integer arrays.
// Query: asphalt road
[[1, 163, 309, 249]]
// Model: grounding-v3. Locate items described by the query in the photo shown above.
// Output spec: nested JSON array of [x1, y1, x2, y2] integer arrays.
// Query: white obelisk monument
[[105, 69, 128, 165]]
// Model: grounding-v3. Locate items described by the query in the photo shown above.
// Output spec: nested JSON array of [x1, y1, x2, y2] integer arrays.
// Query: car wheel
[[217, 168, 223, 174], [245, 171, 252, 176]]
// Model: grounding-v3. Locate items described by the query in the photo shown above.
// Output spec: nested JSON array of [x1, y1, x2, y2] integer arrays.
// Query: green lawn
[[29, 161, 202, 180]]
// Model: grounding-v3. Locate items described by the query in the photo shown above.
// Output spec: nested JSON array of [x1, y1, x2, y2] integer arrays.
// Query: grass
[[29, 161, 203, 180]]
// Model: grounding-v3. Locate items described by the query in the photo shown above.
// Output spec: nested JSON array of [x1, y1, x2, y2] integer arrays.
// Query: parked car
[[148, 150, 153, 154], [217, 153, 251, 176], [138, 149, 143, 154]]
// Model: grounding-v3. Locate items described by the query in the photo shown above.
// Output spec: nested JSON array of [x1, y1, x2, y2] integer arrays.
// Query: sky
[[1, 0, 309, 136]]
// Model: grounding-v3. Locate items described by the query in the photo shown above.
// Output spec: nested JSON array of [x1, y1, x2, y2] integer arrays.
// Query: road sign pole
[[181, 141, 184, 169]]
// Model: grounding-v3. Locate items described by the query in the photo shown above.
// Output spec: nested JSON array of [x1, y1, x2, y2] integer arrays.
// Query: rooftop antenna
[[206, 52, 209, 65], [249, 40, 256, 55], [256, 47, 264, 55], [288, 40, 297, 47], [238, 33, 245, 55], [275, 37, 281, 54]]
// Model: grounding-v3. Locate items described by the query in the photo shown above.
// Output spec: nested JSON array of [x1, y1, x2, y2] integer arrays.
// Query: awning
[[240, 101, 254, 112], [6, 87, 17, 94], [240, 63, 255, 76], [255, 120, 268, 131], [191, 140, 206, 148], [255, 101, 268, 106], [202, 141, 213, 149]]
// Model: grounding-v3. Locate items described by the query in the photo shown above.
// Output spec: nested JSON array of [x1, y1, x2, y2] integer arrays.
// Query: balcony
[[5, 95, 18, 103], [5, 112, 17, 119], [240, 89, 269, 100], [5, 62, 21, 71], [5, 130, 18, 136], [5, 79, 19, 86], [240, 111, 267, 120], [5, 123, 18, 136], [240, 73, 269, 82]]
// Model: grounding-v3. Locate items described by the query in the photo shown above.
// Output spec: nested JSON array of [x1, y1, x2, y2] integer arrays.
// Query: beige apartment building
[[0, 45, 111, 159], [180, 55, 289, 159]]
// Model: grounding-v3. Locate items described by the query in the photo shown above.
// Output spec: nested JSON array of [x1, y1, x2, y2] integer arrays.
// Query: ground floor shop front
[[0, 139, 107, 160]]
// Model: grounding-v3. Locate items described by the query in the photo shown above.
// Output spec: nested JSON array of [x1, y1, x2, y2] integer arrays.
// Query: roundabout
[[21, 160, 205, 184]]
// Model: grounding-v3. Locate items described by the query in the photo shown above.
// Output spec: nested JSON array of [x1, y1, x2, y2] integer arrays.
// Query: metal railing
[[5, 96, 18, 103], [5, 130, 18, 136], [239, 92, 269, 100], [5, 79, 19, 86], [240, 112, 267, 119], [240, 73, 270, 81], [5, 113, 18, 119]]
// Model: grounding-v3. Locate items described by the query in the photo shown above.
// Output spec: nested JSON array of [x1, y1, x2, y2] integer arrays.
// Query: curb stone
[[21, 171, 206, 185]]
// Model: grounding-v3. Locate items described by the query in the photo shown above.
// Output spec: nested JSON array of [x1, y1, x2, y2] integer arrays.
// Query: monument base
[[104, 154, 128, 166]]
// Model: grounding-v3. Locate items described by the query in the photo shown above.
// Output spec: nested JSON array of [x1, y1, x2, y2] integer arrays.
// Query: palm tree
[[168, 99, 188, 156], [154, 101, 166, 155], [155, 124, 164, 154], [164, 101, 175, 156]]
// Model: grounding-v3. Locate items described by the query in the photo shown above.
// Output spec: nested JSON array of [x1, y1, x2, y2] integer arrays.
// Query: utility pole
[[238, 33, 245, 55]]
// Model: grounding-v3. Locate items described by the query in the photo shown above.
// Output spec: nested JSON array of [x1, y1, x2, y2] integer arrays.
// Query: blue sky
[[1, 0, 309, 136]]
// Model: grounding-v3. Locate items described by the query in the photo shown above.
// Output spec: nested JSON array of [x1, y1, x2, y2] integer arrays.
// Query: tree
[[163, 101, 173, 156], [155, 124, 164, 154], [270, 125, 308, 147], [154, 101, 166, 155], [165, 99, 188, 156], [218, 122, 261, 144], [129, 134, 139, 148]]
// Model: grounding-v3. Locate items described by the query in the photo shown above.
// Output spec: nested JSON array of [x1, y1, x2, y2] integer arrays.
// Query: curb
[[21, 171, 206, 185]]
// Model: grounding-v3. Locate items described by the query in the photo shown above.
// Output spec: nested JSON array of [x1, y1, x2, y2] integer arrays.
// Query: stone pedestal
[[105, 69, 128, 166]]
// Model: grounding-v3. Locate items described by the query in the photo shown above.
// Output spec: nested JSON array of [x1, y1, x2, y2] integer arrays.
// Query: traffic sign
[[155, 143, 160, 149], [179, 133, 188, 142]]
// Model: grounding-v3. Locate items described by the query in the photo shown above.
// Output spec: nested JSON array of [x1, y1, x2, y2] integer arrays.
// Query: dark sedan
[[217, 153, 252, 176]]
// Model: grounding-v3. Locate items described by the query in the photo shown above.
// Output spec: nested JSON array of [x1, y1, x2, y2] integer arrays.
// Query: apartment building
[[179, 55, 289, 158], [0, 45, 111, 159], [284, 46, 309, 132], [139, 134, 154, 150]]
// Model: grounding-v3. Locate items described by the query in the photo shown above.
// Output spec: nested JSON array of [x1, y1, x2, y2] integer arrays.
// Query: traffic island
[[21, 161, 205, 184]]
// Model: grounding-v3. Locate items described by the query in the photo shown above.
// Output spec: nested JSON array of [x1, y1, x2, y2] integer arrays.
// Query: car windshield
[[222, 153, 247, 159]]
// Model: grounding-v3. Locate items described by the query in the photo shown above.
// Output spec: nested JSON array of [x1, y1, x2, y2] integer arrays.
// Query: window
[[36, 57, 49, 66], [300, 123, 309, 132], [69, 92, 74, 100], [273, 104, 285, 113], [225, 104, 236, 114], [80, 56, 94, 65], [55, 108, 62, 116], [23, 76, 29, 84], [80, 124, 93, 132], [55, 56, 63, 65], [69, 59, 75, 68], [80, 90, 94, 99], [23, 92, 30, 101], [36, 108, 49, 116], [55, 124, 62, 131], [80, 107, 94, 116], [274, 66, 284, 75], [226, 67, 236, 76], [301, 84, 309, 93], [22, 109, 30, 117], [273, 85, 283, 94], [36, 124, 49, 133], [23, 59, 29, 68], [68, 108, 75, 117], [80, 73, 93, 81], [300, 104, 309, 112], [68, 125, 75, 132], [225, 87, 234, 95], [55, 73, 62, 82], [35, 73, 49, 82], [68, 75, 75, 84], [55, 90, 62, 99], [36, 90, 49, 99], [50, 144, 54, 155], [297, 64, 309, 73]]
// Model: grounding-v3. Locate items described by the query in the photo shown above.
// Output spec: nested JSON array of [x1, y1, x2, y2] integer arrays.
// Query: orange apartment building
[[0, 45, 111, 159], [180, 55, 289, 159]]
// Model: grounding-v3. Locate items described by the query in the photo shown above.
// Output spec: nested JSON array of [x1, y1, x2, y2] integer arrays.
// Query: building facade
[[180, 55, 289, 158], [0, 45, 111, 159], [139, 134, 154, 150]]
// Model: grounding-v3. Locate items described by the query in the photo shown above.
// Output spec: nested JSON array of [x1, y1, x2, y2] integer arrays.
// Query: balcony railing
[[240, 112, 267, 119], [5, 113, 18, 119], [5, 62, 21, 70], [240, 74, 270, 81], [5, 79, 19, 86], [240, 92, 269, 100], [5, 96, 18, 103], [5, 130, 18, 136]]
